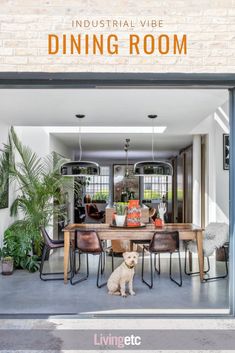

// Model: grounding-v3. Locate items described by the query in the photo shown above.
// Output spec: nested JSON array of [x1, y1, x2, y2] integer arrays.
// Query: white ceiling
[[53, 133, 194, 160], [0, 88, 228, 159]]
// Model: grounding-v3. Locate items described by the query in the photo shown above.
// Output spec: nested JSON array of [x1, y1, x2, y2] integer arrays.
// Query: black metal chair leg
[[154, 253, 161, 274], [184, 246, 210, 276], [141, 247, 153, 289], [39, 245, 48, 280], [204, 246, 229, 282], [97, 253, 107, 288], [169, 252, 182, 287], [101, 251, 106, 275], [75, 251, 81, 274], [70, 252, 89, 285]]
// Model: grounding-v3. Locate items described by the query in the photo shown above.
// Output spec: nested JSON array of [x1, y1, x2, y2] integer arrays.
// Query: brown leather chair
[[40, 227, 71, 281], [141, 231, 182, 288], [70, 230, 110, 287], [85, 204, 105, 223]]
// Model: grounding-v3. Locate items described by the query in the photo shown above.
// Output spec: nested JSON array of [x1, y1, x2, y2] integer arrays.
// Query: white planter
[[115, 215, 126, 227]]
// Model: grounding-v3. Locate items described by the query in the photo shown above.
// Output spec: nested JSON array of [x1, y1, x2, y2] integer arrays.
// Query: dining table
[[63, 223, 204, 284]]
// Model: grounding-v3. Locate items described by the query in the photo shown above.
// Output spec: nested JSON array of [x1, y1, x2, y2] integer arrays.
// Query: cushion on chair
[[204, 222, 228, 240], [188, 222, 229, 257]]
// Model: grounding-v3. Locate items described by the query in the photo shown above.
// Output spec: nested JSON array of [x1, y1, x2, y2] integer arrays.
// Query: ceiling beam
[[0, 72, 234, 88]]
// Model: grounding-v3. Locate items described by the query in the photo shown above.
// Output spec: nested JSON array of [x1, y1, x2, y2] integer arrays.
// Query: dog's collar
[[124, 262, 135, 269]]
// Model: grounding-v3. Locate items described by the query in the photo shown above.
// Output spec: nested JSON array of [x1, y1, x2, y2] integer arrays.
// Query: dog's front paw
[[121, 293, 127, 298], [129, 291, 135, 296]]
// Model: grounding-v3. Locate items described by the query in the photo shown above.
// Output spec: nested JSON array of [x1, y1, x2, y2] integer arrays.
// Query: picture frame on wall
[[223, 134, 229, 170]]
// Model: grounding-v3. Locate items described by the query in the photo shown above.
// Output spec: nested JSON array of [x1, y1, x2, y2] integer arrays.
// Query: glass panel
[[85, 166, 110, 201]]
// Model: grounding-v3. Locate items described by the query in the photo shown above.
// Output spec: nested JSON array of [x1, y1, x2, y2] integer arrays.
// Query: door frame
[[0, 72, 235, 316]]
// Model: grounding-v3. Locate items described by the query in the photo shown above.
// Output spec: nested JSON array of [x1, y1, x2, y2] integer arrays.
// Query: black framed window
[[143, 175, 172, 201], [85, 166, 110, 201]]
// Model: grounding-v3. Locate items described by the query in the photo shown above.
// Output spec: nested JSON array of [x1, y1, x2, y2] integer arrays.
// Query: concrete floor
[[0, 252, 229, 316]]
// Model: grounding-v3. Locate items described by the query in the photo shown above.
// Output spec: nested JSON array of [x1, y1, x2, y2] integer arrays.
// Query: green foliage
[[2, 256, 13, 262], [0, 127, 85, 261], [92, 191, 109, 201], [114, 202, 127, 215], [1, 221, 39, 272], [0, 124, 91, 270], [143, 191, 161, 200]]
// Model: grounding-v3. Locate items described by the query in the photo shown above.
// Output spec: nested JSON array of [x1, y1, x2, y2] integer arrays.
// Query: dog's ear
[[123, 252, 128, 260]]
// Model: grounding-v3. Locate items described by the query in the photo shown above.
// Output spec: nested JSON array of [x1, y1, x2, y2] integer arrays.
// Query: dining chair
[[184, 222, 229, 281], [85, 204, 105, 223], [39, 227, 71, 281], [141, 231, 182, 288], [70, 229, 112, 287]]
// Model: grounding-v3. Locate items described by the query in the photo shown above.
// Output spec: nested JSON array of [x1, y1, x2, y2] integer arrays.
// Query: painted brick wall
[[0, 0, 235, 73]]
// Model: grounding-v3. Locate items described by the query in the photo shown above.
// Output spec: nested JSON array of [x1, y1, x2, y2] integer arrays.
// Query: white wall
[[191, 100, 229, 225], [214, 102, 229, 223], [15, 127, 50, 158], [49, 134, 71, 159], [0, 121, 13, 245]]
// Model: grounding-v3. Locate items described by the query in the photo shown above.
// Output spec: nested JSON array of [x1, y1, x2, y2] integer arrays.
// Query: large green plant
[[0, 127, 83, 256], [1, 221, 39, 272]]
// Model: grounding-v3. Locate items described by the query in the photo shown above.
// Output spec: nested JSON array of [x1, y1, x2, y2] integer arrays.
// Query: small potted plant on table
[[114, 203, 127, 227]]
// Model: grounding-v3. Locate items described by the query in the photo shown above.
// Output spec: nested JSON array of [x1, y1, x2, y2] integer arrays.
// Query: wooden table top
[[63, 223, 203, 233]]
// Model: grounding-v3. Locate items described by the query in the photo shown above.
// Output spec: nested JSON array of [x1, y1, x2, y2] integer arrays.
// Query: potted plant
[[114, 202, 127, 226], [0, 128, 85, 258], [0, 248, 14, 275], [1, 256, 14, 275], [2, 221, 40, 273]]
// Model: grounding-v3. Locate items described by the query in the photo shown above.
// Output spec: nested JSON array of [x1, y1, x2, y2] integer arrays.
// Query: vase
[[127, 200, 141, 227], [115, 215, 126, 227]]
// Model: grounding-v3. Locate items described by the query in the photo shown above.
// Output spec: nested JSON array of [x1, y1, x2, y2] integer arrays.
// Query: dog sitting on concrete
[[107, 251, 139, 297]]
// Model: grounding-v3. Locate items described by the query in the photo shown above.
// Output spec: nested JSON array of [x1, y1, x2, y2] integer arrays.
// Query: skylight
[[44, 126, 167, 134]]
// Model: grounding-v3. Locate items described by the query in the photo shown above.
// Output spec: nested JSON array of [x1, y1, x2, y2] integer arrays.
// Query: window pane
[[143, 175, 172, 201], [84, 166, 110, 201]]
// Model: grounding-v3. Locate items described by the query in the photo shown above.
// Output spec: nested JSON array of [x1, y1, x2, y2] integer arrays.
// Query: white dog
[[107, 252, 139, 297]]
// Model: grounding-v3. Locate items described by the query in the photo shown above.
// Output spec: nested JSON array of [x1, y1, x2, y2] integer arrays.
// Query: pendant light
[[134, 115, 173, 176], [60, 115, 100, 176]]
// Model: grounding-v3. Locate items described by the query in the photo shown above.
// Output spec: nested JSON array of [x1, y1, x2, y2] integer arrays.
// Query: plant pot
[[115, 215, 126, 227], [1, 258, 14, 275]]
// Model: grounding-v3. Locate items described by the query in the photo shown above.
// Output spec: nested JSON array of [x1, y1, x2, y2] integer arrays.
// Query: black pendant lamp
[[60, 115, 100, 177], [134, 115, 173, 176]]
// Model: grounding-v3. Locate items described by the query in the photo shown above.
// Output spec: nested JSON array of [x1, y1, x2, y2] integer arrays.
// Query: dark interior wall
[[175, 146, 193, 223]]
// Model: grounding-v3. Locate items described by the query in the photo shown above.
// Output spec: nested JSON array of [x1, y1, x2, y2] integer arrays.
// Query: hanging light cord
[[78, 124, 82, 161], [151, 120, 155, 161], [127, 148, 129, 169]]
